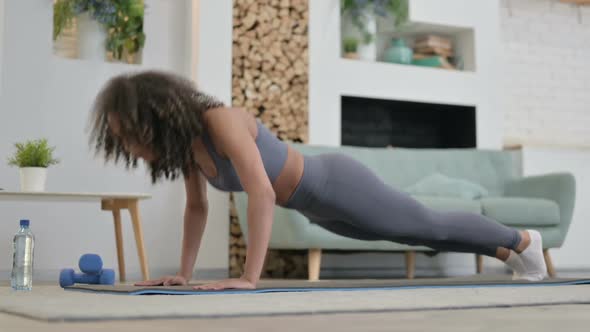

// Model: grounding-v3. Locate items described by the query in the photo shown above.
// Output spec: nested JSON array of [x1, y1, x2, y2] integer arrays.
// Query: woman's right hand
[[134, 275, 188, 286]]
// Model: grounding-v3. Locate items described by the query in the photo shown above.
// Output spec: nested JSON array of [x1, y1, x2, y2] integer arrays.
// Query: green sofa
[[234, 144, 576, 280]]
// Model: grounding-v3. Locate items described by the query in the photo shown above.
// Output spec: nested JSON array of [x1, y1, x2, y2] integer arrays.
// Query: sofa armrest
[[504, 173, 576, 237]]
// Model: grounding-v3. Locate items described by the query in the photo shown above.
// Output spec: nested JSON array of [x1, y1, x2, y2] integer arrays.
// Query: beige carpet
[[2, 279, 590, 322]]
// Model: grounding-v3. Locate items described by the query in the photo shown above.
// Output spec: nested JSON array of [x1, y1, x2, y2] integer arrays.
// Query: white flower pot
[[357, 10, 377, 61], [19, 168, 47, 192], [341, 8, 377, 61], [77, 12, 107, 61]]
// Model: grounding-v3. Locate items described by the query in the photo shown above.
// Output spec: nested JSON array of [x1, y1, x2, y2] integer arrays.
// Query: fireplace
[[341, 96, 476, 148]]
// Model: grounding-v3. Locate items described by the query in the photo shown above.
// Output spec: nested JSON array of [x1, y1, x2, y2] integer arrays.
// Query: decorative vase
[[122, 47, 143, 65], [19, 168, 47, 192], [357, 9, 377, 61], [384, 38, 413, 65], [53, 23, 78, 59], [76, 12, 107, 61]]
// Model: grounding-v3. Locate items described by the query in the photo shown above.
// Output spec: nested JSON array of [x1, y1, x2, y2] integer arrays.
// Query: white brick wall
[[500, 0, 590, 147]]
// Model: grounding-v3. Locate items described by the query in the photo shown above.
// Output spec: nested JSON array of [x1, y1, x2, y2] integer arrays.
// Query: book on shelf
[[414, 35, 452, 49], [413, 46, 453, 57], [411, 55, 456, 70]]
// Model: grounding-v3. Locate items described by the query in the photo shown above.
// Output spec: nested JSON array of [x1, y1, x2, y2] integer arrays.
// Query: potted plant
[[53, 0, 145, 64], [343, 37, 360, 59], [104, 0, 146, 64], [341, 0, 409, 61], [8, 139, 60, 192]]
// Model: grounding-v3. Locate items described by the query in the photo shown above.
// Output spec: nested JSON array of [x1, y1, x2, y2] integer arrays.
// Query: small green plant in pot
[[341, 0, 409, 61], [343, 37, 359, 59], [8, 139, 60, 192], [341, 0, 409, 43]]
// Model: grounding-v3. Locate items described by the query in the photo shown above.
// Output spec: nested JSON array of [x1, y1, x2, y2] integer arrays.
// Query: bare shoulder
[[202, 107, 255, 130], [202, 107, 258, 155]]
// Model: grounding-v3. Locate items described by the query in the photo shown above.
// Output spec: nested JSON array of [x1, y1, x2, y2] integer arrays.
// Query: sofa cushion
[[480, 197, 560, 226], [413, 195, 481, 213], [406, 173, 490, 199]]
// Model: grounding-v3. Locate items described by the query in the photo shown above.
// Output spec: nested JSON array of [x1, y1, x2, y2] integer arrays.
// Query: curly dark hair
[[89, 70, 225, 182]]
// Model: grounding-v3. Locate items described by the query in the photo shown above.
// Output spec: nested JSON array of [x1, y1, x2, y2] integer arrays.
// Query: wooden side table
[[0, 192, 152, 282]]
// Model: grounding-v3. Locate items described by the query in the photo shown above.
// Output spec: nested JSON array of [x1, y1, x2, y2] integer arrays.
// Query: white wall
[[520, 147, 590, 270], [0, 0, 4, 97], [193, 0, 233, 277], [500, 0, 590, 147], [0, 0, 230, 281], [499, 0, 590, 272]]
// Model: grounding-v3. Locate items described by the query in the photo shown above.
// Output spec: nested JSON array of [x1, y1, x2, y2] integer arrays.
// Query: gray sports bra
[[200, 119, 288, 192]]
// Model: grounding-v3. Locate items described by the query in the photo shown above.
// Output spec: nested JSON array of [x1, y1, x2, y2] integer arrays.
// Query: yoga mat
[[66, 275, 590, 295]]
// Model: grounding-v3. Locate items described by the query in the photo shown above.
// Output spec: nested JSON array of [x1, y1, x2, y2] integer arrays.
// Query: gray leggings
[[283, 153, 521, 257]]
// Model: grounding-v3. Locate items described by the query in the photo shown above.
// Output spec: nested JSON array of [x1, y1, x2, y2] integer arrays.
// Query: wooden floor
[[2, 304, 590, 332]]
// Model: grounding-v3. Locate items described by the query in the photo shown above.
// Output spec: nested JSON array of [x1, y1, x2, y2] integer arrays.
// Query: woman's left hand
[[192, 277, 256, 291]]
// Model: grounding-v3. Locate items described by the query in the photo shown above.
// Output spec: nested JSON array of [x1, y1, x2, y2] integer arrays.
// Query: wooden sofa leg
[[476, 254, 484, 274], [543, 249, 556, 278], [308, 249, 322, 281], [405, 251, 416, 279]]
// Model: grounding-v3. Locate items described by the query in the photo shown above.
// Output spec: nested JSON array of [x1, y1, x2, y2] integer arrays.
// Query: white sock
[[516, 230, 548, 281], [504, 250, 527, 280]]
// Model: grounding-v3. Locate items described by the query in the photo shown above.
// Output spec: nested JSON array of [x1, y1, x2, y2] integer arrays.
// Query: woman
[[90, 71, 547, 291]]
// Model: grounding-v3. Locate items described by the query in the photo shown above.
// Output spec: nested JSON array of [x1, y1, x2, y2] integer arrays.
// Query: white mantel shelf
[[338, 58, 478, 107]]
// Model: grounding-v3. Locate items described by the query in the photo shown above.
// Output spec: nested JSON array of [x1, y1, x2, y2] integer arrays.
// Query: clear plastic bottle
[[11, 219, 35, 291]]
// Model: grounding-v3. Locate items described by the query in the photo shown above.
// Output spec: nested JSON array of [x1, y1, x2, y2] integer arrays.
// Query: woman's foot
[[504, 250, 527, 280], [512, 230, 548, 281]]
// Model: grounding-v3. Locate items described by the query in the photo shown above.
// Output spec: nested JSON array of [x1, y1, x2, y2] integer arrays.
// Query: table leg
[[112, 209, 126, 282], [476, 254, 484, 274], [102, 198, 150, 282], [128, 199, 150, 281]]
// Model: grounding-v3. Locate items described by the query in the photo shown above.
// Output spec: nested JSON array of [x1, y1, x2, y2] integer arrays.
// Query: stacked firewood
[[232, 0, 309, 141]]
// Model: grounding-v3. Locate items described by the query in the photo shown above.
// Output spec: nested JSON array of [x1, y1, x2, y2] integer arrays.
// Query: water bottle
[[11, 219, 35, 291]]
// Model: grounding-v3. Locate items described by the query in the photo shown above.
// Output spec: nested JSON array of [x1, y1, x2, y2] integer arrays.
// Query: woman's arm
[[135, 168, 209, 286], [178, 169, 209, 280], [206, 108, 276, 285]]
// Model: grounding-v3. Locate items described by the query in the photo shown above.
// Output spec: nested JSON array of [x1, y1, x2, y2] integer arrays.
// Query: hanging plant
[[341, 0, 409, 44], [72, 0, 118, 25], [104, 0, 146, 61], [53, 0, 145, 62], [53, 0, 76, 40]]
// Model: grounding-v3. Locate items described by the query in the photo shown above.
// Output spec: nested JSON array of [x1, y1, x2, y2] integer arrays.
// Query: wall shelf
[[340, 4, 476, 73]]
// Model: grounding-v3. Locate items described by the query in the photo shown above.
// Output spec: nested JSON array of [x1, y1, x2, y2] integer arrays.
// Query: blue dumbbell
[[59, 268, 115, 288], [59, 254, 115, 288], [78, 253, 103, 274]]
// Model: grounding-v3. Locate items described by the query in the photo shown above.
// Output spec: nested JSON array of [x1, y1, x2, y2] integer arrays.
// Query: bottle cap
[[20, 219, 30, 227]]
